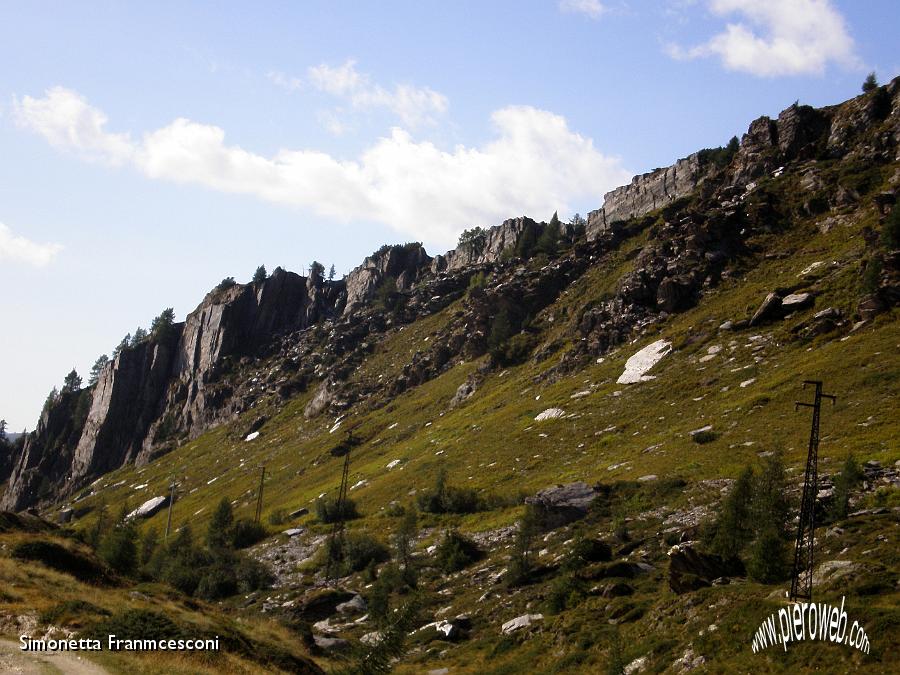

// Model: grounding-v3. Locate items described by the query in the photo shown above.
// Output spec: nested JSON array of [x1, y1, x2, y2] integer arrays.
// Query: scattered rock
[[750, 292, 782, 326], [127, 496, 168, 520], [501, 613, 543, 635], [313, 635, 349, 652], [535, 408, 566, 422], [525, 482, 600, 527], [617, 339, 672, 384], [668, 544, 745, 593], [336, 594, 367, 615]]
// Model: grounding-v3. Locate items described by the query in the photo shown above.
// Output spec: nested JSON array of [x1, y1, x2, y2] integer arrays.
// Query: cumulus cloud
[[13, 87, 630, 248], [0, 223, 63, 267], [667, 0, 860, 77], [12, 87, 134, 164], [266, 70, 303, 92], [559, 0, 606, 19], [308, 60, 448, 127]]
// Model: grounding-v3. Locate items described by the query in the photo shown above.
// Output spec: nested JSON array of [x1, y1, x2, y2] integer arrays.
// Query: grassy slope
[[6, 162, 899, 673]]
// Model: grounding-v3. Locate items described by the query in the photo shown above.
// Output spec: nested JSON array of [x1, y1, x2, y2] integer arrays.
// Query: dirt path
[[0, 639, 110, 674]]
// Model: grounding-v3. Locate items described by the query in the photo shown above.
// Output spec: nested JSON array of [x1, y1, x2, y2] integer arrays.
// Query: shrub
[[829, 454, 863, 521], [98, 521, 139, 575], [507, 507, 539, 586], [231, 519, 267, 549], [492, 332, 537, 366], [707, 467, 754, 559], [746, 525, 789, 583], [861, 256, 884, 295], [86, 609, 186, 642], [40, 600, 110, 627], [196, 564, 238, 600], [207, 497, 234, 550], [267, 508, 287, 526], [12, 539, 112, 585], [341, 532, 390, 575], [882, 204, 900, 250], [691, 429, 718, 444], [544, 574, 584, 614], [316, 496, 360, 523], [435, 530, 482, 573], [565, 537, 613, 572], [416, 469, 485, 514]]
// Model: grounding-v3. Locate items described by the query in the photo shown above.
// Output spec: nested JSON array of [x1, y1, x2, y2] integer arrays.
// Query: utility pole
[[255, 465, 266, 523], [790, 380, 836, 601], [326, 430, 355, 586], [164, 478, 177, 541]]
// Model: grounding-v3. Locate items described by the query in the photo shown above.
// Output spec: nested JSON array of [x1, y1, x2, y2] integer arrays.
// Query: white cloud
[[266, 70, 303, 92], [0, 222, 63, 267], [667, 0, 860, 76], [13, 87, 630, 249], [12, 87, 134, 164], [559, 0, 606, 19], [308, 60, 448, 127]]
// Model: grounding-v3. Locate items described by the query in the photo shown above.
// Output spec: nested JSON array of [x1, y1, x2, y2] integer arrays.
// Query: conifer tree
[[252, 265, 267, 284], [88, 355, 109, 386]]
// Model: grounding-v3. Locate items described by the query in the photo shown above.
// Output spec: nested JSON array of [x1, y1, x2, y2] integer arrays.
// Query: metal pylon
[[789, 380, 836, 601]]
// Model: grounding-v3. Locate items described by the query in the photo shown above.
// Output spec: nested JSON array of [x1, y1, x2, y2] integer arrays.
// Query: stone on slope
[[535, 408, 565, 422], [617, 339, 672, 384], [127, 495, 168, 520], [525, 482, 599, 527], [501, 613, 543, 635]]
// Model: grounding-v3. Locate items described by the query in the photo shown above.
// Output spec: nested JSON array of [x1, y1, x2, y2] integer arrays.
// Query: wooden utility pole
[[255, 465, 266, 523], [326, 430, 355, 586], [790, 380, 836, 601], [164, 478, 177, 541]]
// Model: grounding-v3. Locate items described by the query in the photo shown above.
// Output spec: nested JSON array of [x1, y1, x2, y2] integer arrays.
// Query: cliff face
[[431, 217, 546, 272], [5, 77, 899, 512], [344, 243, 431, 315], [587, 154, 706, 240], [0, 269, 347, 511]]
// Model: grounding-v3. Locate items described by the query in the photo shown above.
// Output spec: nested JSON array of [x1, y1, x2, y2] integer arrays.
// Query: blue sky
[[1, 0, 897, 431]]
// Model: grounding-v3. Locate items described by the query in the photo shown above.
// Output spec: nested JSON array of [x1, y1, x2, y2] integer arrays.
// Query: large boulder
[[667, 544, 745, 593], [525, 482, 600, 528]]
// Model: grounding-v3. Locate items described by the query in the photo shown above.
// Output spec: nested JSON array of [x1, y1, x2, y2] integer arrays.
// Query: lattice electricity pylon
[[789, 380, 836, 602], [325, 430, 355, 586]]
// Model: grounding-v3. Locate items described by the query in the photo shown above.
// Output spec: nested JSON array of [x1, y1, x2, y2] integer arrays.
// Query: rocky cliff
[[5, 77, 899, 512], [587, 154, 706, 240]]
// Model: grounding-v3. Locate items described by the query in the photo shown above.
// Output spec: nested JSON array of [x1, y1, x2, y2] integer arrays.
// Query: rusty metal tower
[[790, 380, 836, 601]]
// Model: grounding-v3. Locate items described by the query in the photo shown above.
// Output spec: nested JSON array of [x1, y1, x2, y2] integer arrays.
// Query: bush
[[86, 609, 186, 642], [491, 332, 537, 366], [829, 454, 863, 521], [746, 525, 789, 583], [40, 600, 110, 627], [544, 574, 584, 614], [207, 497, 234, 549], [435, 530, 482, 573], [231, 519, 267, 549], [316, 496, 360, 523], [565, 537, 613, 572], [882, 204, 900, 250], [344, 533, 391, 573], [12, 539, 113, 585], [416, 469, 486, 514], [98, 522, 139, 575], [196, 564, 238, 600], [268, 508, 288, 526]]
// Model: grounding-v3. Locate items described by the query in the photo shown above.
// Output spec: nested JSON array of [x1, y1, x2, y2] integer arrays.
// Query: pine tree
[[61, 368, 82, 394], [112, 334, 131, 358], [709, 466, 754, 559], [829, 454, 863, 521], [309, 261, 325, 280], [252, 265, 267, 284], [207, 497, 234, 550], [150, 308, 176, 341], [394, 508, 418, 575], [535, 212, 561, 255], [99, 506, 139, 575], [508, 505, 538, 585], [328, 264, 336, 281], [88, 355, 109, 386], [0, 419, 7, 445], [133, 327, 148, 343], [862, 72, 878, 93]]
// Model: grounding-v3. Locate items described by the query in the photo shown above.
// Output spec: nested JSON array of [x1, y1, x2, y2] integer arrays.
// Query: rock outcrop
[[431, 217, 552, 272], [587, 154, 706, 240], [344, 243, 431, 315]]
